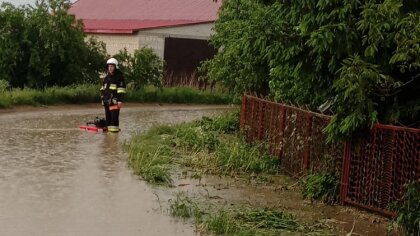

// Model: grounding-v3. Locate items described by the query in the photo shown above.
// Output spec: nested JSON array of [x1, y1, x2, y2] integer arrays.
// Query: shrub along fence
[[240, 95, 420, 217]]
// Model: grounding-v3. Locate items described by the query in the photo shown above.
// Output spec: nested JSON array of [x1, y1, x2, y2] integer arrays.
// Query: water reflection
[[0, 104, 230, 236], [99, 134, 122, 180]]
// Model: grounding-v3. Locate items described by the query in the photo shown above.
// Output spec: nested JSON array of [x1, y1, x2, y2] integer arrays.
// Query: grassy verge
[[0, 85, 232, 109], [0, 84, 99, 108], [126, 110, 280, 186], [126, 112, 325, 234], [169, 191, 332, 235]]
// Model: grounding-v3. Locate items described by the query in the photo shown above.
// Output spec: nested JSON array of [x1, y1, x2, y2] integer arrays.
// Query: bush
[[0, 79, 9, 91], [204, 0, 420, 141], [0, 0, 107, 88], [199, 110, 240, 133], [113, 48, 164, 89], [389, 181, 420, 235], [301, 172, 339, 204]]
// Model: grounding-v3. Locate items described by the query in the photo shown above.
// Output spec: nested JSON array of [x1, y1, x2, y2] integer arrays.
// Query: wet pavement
[[0, 104, 231, 236]]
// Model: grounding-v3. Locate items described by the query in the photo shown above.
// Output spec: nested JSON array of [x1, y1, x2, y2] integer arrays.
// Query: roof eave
[[135, 20, 215, 32], [84, 20, 215, 35], [84, 29, 134, 34]]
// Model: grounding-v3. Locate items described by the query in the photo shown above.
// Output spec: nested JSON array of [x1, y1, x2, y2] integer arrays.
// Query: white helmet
[[106, 58, 118, 68]]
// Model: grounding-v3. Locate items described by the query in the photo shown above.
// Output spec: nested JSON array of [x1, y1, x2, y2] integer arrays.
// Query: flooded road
[[0, 104, 231, 236]]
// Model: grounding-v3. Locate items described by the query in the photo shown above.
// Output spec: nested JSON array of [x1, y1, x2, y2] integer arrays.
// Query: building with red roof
[[70, 0, 222, 83]]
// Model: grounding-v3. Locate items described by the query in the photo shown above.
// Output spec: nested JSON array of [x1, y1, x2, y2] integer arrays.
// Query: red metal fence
[[240, 95, 420, 217], [240, 95, 343, 177], [341, 125, 420, 217]]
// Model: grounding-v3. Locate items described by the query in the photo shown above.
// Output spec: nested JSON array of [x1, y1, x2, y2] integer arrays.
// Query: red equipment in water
[[79, 125, 107, 133], [79, 117, 108, 133]]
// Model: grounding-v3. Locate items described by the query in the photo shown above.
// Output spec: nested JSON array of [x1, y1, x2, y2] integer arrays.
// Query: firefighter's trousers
[[104, 104, 120, 132]]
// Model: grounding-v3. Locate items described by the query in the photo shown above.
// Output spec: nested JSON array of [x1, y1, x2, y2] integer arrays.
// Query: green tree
[[204, 0, 420, 140], [202, 0, 271, 96], [0, 0, 107, 88], [114, 47, 164, 89], [0, 3, 27, 86]]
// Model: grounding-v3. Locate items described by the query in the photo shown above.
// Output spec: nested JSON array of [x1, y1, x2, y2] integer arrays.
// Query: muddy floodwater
[[0, 104, 390, 236], [0, 104, 231, 236]]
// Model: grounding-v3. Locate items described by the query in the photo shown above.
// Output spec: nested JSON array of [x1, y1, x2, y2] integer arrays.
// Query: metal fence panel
[[341, 125, 420, 217], [240, 95, 342, 177], [240, 95, 420, 217]]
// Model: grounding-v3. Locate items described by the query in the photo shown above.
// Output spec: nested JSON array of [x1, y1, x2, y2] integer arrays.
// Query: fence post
[[249, 97, 256, 142], [257, 101, 265, 140], [240, 95, 247, 129], [268, 103, 276, 153], [277, 105, 287, 159], [340, 140, 352, 204], [303, 113, 313, 173]]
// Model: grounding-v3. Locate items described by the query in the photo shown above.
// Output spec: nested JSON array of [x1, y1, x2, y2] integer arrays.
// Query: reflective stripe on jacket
[[100, 70, 126, 106]]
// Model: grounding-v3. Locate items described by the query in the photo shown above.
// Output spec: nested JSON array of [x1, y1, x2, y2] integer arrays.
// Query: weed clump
[[301, 172, 339, 204], [173, 125, 220, 152], [388, 181, 420, 235], [169, 192, 202, 220], [127, 133, 173, 185], [199, 110, 240, 133]]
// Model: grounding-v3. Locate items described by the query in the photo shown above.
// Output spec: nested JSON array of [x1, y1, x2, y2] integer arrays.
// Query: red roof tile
[[70, 0, 222, 34]]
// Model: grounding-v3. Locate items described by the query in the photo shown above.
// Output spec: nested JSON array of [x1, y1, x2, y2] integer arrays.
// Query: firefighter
[[100, 58, 126, 132]]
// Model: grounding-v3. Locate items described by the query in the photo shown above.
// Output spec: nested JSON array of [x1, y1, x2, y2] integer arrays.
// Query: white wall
[[137, 23, 215, 59], [138, 22, 215, 40], [88, 34, 140, 56], [88, 22, 215, 58], [137, 34, 165, 58]]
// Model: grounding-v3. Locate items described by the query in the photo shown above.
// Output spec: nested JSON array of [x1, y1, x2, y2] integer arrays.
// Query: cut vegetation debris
[[168, 191, 334, 236]]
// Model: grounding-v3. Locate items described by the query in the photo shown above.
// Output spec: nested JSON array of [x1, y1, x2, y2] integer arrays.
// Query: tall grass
[[0, 85, 232, 109], [127, 111, 279, 185], [0, 84, 99, 108], [172, 111, 279, 174], [198, 111, 240, 133], [174, 135, 280, 174], [301, 172, 340, 204], [168, 191, 331, 235], [127, 86, 233, 104], [126, 126, 175, 185], [129, 112, 335, 235], [205, 210, 242, 235], [169, 192, 202, 220]]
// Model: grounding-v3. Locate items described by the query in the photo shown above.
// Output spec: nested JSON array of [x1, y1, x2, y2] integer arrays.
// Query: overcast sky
[[0, 0, 76, 7]]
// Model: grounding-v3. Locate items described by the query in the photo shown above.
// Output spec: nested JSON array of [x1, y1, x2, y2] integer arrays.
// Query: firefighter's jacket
[[100, 70, 126, 106]]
